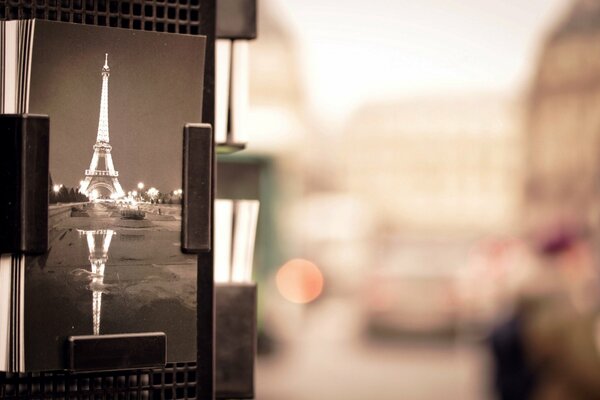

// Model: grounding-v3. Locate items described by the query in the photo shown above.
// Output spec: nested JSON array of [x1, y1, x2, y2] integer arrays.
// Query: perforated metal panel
[[1, 363, 197, 399], [0, 0, 204, 34], [0, 0, 215, 399]]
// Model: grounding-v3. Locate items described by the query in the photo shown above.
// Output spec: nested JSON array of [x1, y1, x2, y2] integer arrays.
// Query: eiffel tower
[[78, 229, 115, 336], [79, 54, 125, 199]]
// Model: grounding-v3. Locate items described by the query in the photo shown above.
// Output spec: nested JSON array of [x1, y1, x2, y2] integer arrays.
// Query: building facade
[[339, 95, 522, 235], [525, 0, 600, 233]]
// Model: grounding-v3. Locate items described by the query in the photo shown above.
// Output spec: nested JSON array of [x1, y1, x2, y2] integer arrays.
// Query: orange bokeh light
[[276, 259, 324, 304]]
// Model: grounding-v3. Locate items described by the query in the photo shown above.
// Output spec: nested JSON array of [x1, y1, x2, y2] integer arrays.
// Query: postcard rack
[[0, 110, 211, 399], [0, 0, 257, 399]]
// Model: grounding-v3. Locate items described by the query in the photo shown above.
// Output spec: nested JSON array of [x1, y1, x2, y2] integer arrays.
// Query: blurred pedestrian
[[490, 222, 600, 400]]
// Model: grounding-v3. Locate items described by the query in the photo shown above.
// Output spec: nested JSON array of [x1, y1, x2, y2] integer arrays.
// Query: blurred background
[[218, 0, 600, 398]]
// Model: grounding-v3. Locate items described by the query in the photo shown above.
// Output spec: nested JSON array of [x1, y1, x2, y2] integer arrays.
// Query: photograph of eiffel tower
[[40, 47, 202, 229], [78, 54, 125, 200], [39, 36, 203, 209], [15, 24, 205, 370]]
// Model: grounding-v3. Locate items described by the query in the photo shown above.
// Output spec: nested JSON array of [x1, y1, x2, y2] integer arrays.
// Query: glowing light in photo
[[147, 187, 159, 200]]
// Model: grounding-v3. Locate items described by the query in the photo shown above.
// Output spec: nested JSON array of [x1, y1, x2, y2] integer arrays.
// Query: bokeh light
[[276, 259, 324, 304]]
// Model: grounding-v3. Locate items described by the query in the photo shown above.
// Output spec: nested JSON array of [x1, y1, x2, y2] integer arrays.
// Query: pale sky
[[270, 0, 572, 123]]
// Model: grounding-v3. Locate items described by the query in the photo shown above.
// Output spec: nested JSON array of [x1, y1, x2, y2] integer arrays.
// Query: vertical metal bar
[[182, 363, 189, 399], [197, 0, 216, 398], [136, 370, 142, 399]]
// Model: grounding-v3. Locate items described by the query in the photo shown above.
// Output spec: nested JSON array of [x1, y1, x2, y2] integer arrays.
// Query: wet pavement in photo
[[23, 201, 198, 370]]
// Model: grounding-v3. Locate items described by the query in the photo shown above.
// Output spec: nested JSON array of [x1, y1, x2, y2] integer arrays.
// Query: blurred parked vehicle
[[363, 235, 530, 339], [363, 236, 472, 337], [364, 262, 460, 337]]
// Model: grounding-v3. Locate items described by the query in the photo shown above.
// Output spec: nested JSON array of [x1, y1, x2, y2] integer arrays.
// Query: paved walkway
[[256, 297, 492, 400]]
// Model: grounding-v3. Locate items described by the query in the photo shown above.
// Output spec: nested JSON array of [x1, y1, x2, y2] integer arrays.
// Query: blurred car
[[363, 237, 470, 337], [363, 235, 530, 338], [364, 263, 460, 337]]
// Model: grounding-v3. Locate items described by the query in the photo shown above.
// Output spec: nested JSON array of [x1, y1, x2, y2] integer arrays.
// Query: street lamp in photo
[[172, 189, 183, 204], [137, 183, 146, 202], [52, 184, 62, 203], [147, 187, 159, 203]]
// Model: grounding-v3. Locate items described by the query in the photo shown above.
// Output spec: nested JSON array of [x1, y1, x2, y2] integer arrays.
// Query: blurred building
[[338, 95, 522, 235], [234, 0, 311, 272], [525, 0, 600, 232], [247, 0, 307, 156], [245, 1, 362, 286]]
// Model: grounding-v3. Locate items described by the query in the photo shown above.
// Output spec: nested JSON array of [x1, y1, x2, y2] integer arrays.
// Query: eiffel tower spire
[[79, 54, 125, 199], [96, 53, 110, 144]]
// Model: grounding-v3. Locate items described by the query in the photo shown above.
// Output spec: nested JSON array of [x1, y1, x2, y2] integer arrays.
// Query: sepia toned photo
[[2, 20, 206, 371]]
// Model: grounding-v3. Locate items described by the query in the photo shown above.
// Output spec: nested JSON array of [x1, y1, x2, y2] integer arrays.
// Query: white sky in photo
[[270, 0, 572, 122]]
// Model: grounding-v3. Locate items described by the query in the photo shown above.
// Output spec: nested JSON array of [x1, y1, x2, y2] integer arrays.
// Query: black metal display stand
[[0, 115, 214, 399], [0, 115, 49, 255], [1, 363, 199, 398], [0, 1, 218, 399], [215, 284, 256, 399], [0, 1, 258, 399]]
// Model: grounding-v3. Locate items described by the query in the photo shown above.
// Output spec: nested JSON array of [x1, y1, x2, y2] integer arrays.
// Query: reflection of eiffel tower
[[79, 54, 125, 199], [78, 229, 115, 336]]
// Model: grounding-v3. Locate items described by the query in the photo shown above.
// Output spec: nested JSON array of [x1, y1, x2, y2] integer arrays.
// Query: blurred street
[[257, 296, 491, 400], [236, 0, 600, 399]]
